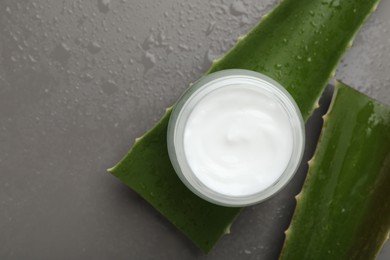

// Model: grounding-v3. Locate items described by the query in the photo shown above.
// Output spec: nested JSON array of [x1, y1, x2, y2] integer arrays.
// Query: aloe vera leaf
[[208, 0, 380, 121], [280, 82, 390, 260], [109, 0, 380, 253]]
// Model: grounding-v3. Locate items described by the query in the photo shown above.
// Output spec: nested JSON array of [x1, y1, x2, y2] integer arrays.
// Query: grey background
[[0, 0, 389, 259]]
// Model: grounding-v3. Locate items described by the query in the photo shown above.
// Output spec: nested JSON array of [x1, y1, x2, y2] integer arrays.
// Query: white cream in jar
[[167, 70, 304, 206]]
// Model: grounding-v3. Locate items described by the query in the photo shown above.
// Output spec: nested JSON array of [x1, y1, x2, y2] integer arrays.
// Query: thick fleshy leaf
[[280, 82, 390, 260], [109, 0, 380, 252]]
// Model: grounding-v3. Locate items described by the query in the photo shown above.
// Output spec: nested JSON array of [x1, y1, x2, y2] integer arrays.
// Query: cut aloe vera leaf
[[109, 0, 381, 253], [208, 0, 381, 121], [280, 82, 390, 260]]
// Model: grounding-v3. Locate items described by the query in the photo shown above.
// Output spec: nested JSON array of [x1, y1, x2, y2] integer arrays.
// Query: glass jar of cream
[[167, 69, 305, 207]]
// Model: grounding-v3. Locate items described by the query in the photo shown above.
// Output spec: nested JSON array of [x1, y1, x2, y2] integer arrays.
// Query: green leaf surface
[[280, 82, 390, 260], [109, 0, 380, 252]]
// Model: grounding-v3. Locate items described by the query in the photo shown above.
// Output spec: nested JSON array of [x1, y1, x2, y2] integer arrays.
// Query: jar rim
[[167, 69, 305, 207]]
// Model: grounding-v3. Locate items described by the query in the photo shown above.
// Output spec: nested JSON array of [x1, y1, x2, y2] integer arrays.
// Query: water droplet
[[157, 30, 167, 46], [203, 49, 220, 67], [166, 45, 174, 54], [80, 73, 94, 83], [366, 128, 372, 136], [230, 1, 247, 16], [101, 79, 118, 94], [205, 21, 216, 36], [142, 34, 156, 50], [28, 55, 37, 63], [142, 51, 156, 71], [97, 0, 110, 14], [51, 43, 71, 64], [331, 0, 341, 9], [240, 16, 250, 27], [87, 41, 102, 54], [178, 44, 189, 51]]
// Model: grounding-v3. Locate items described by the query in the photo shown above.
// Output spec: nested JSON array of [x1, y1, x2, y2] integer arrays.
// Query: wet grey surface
[[0, 0, 389, 259]]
